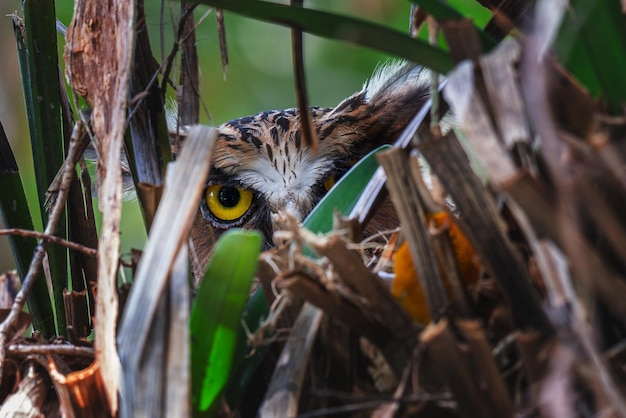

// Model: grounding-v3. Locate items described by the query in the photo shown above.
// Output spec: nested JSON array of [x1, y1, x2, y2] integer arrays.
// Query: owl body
[[190, 62, 431, 273]]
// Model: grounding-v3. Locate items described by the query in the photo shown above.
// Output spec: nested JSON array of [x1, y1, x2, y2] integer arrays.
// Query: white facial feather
[[234, 146, 331, 221]]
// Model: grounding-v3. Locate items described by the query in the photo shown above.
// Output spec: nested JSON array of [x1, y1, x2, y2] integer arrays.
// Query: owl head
[[189, 62, 431, 274]]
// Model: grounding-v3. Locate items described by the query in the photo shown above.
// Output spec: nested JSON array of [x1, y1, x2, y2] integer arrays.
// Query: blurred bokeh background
[[0, 1, 487, 273]]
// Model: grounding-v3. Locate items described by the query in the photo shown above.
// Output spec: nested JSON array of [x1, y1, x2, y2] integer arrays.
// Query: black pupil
[[218, 186, 241, 208]]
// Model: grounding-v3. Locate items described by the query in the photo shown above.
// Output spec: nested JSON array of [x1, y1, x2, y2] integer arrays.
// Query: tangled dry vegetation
[[244, 38, 626, 417], [1, 0, 626, 417]]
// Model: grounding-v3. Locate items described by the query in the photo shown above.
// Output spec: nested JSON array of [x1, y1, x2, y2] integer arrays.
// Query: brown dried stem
[[314, 235, 417, 376], [290, 0, 317, 151], [420, 319, 492, 418], [259, 303, 323, 417], [428, 222, 473, 318], [0, 229, 96, 257], [457, 320, 514, 417], [376, 147, 448, 320], [117, 126, 215, 414], [179, 0, 200, 126], [7, 344, 94, 358], [276, 272, 391, 346], [418, 133, 552, 335], [216, 8, 229, 78], [315, 236, 416, 346]]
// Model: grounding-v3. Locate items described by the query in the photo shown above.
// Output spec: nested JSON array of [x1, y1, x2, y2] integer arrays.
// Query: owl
[[189, 62, 431, 274]]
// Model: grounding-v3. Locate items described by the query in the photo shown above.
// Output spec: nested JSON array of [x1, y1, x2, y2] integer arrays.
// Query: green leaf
[[223, 144, 391, 406], [556, 0, 626, 112], [0, 121, 55, 336], [194, 0, 455, 74], [17, 1, 67, 335], [190, 229, 263, 416]]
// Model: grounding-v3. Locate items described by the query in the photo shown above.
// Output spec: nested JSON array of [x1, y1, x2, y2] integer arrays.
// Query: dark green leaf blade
[[556, 0, 626, 113], [17, 1, 67, 335], [195, 0, 455, 74]]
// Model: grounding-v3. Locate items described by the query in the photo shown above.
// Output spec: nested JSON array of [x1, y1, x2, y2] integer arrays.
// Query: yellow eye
[[323, 176, 336, 191], [206, 185, 253, 221]]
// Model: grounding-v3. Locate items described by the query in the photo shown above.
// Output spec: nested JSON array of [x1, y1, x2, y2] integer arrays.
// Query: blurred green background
[[0, 0, 488, 274]]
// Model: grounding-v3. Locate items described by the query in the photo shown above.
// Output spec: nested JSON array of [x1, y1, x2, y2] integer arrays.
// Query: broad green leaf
[[190, 229, 263, 416], [556, 0, 626, 113]]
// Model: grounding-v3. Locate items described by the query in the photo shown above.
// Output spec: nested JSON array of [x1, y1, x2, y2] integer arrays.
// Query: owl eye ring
[[205, 185, 253, 222]]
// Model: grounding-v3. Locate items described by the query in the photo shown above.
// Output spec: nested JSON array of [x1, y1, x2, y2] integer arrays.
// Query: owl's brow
[[219, 106, 338, 144]]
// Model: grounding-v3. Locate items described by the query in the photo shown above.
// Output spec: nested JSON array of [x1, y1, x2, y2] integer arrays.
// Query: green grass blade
[[0, 121, 55, 336], [195, 0, 455, 74], [223, 144, 390, 406], [18, 1, 67, 335], [190, 229, 263, 416]]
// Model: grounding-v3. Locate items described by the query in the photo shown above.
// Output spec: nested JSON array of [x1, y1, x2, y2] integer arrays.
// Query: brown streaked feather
[[189, 62, 430, 276]]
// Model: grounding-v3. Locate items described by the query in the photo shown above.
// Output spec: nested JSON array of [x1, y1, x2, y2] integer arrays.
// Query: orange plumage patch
[[391, 212, 480, 323]]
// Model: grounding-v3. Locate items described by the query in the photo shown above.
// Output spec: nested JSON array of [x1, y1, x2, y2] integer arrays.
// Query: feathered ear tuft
[[314, 61, 431, 155], [362, 60, 429, 103]]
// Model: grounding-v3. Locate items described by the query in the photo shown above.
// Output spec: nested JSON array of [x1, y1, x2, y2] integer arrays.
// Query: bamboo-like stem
[[377, 148, 448, 320]]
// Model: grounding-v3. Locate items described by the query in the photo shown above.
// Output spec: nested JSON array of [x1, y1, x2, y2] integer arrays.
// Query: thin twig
[[158, 6, 207, 101], [290, 0, 318, 151], [130, 7, 214, 126], [296, 392, 452, 418], [216, 8, 229, 78], [7, 344, 94, 358], [127, 5, 204, 123], [0, 121, 84, 378], [0, 229, 96, 257]]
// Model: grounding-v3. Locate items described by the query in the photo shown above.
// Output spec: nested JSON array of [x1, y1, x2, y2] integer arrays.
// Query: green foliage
[[10, 2, 64, 336], [190, 229, 263, 416]]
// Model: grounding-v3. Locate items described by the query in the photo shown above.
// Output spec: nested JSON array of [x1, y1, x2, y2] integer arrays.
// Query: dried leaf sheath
[[118, 126, 216, 416], [65, 0, 137, 411]]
